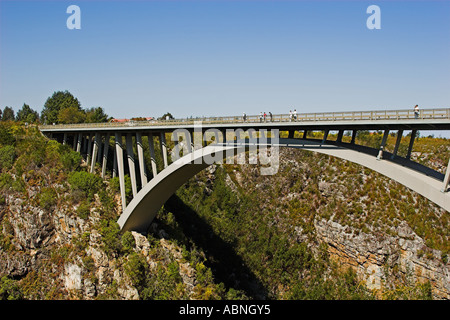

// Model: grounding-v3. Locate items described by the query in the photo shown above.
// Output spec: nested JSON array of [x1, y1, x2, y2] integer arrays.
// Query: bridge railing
[[39, 107, 450, 129]]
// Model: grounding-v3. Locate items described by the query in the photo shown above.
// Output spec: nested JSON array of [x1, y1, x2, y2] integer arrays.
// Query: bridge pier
[[90, 133, 100, 173], [76, 133, 82, 153], [336, 130, 344, 143], [322, 130, 329, 144], [147, 133, 158, 178], [87, 133, 93, 166], [376, 130, 390, 160], [72, 134, 77, 150], [302, 130, 308, 139], [101, 133, 110, 179], [406, 129, 417, 160], [115, 133, 127, 210], [350, 130, 357, 144], [288, 130, 295, 139], [82, 134, 87, 154], [112, 145, 118, 178], [136, 132, 148, 186], [391, 130, 403, 159], [442, 158, 450, 193], [160, 132, 169, 169], [126, 133, 138, 197]]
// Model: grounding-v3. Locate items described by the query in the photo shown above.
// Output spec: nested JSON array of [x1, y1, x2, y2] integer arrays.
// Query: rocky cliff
[[314, 218, 449, 299]]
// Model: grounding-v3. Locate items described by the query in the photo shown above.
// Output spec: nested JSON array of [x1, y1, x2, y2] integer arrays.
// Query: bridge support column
[[377, 130, 390, 160], [148, 133, 158, 178], [336, 130, 344, 144], [160, 132, 168, 168], [90, 133, 100, 173], [81, 135, 86, 153], [406, 129, 417, 160], [351, 130, 357, 144], [136, 132, 148, 186], [221, 129, 227, 143], [115, 133, 127, 210], [442, 158, 450, 193], [391, 130, 403, 159], [63, 133, 67, 145], [87, 133, 93, 165], [288, 130, 295, 139], [97, 136, 103, 164], [72, 135, 77, 150], [76, 133, 82, 153], [303, 130, 308, 139], [322, 130, 329, 144], [185, 130, 193, 154], [101, 133, 110, 179], [126, 133, 138, 197], [112, 145, 117, 178]]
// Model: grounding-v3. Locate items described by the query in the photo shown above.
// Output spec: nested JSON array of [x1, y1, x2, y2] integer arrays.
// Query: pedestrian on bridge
[[289, 110, 293, 122], [243, 112, 247, 122], [269, 112, 273, 122], [260, 112, 263, 123], [414, 105, 419, 119], [293, 109, 298, 121]]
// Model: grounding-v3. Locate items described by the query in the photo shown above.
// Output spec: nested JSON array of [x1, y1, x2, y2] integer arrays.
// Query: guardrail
[[39, 108, 450, 130]]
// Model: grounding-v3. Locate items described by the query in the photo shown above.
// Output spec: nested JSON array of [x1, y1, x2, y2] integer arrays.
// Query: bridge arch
[[117, 139, 450, 233]]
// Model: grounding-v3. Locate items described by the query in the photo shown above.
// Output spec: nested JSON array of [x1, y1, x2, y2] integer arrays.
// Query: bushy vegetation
[[68, 171, 104, 200]]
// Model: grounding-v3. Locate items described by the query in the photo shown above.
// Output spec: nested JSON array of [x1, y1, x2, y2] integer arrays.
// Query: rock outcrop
[[315, 218, 450, 299]]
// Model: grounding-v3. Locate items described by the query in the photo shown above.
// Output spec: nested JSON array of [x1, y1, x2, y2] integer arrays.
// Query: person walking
[[260, 112, 263, 123], [264, 112, 267, 122], [289, 110, 293, 122], [414, 105, 419, 119], [293, 109, 298, 121], [269, 112, 273, 122], [243, 112, 247, 122]]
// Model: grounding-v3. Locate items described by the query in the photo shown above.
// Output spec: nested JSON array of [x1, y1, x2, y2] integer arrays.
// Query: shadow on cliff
[[161, 194, 269, 300]]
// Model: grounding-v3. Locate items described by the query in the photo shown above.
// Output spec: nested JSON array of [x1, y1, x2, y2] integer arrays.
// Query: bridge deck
[[39, 108, 450, 132]]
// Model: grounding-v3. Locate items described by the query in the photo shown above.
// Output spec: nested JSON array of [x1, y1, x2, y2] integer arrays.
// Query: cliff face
[[0, 187, 203, 299], [314, 218, 449, 299]]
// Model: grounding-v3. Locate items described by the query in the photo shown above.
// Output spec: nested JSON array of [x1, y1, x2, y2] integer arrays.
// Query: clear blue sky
[[1, 0, 449, 119]]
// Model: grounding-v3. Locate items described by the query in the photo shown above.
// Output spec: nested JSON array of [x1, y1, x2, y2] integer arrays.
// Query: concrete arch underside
[[117, 138, 450, 233]]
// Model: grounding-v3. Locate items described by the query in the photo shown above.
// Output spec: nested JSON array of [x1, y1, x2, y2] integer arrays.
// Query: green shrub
[[68, 171, 103, 199], [59, 145, 82, 171], [0, 125, 15, 147], [124, 252, 148, 289], [121, 231, 136, 253], [99, 219, 122, 257], [0, 173, 13, 191], [76, 200, 91, 219], [0, 145, 15, 171], [39, 187, 57, 210], [0, 276, 23, 300]]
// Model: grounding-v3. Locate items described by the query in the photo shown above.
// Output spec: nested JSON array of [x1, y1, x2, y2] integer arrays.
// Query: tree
[[158, 112, 174, 120], [85, 107, 109, 123], [2, 107, 15, 121], [57, 106, 86, 124], [16, 104, 39, 123], [0, 109, 2, 120], [41, 91, 81, 124]]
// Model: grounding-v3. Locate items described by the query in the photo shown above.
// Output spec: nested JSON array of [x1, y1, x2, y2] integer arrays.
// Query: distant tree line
[[1, 90, 111, 125]]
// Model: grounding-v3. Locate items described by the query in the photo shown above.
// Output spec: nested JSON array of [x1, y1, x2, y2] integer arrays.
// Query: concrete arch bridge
[[39, 108, 450, 233]]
